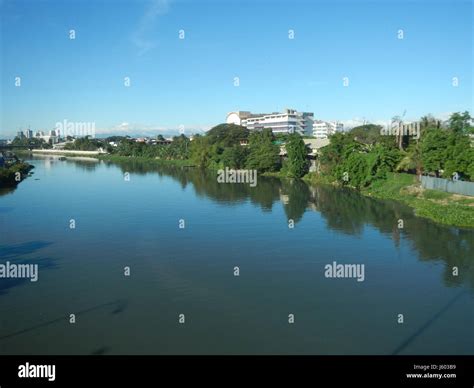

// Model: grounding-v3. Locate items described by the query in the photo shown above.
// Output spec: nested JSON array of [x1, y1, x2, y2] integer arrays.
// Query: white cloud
[[132, 0, 170, 55], [118, 122, 130, 130]]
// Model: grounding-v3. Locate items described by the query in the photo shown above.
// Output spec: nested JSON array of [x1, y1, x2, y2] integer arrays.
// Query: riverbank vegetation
[[10, 136, 51, 149], [0, 158, 34, 187], [99, 154, 193, 167], [315, 111, 473, 187], [189, 124, 280, 172], [306, 111, 474, 227], [19, 111, 472, 226], [364, 173, 474, 228]]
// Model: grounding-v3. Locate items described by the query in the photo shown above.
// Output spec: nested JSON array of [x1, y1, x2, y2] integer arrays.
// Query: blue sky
[[1, 0, 472, 137]]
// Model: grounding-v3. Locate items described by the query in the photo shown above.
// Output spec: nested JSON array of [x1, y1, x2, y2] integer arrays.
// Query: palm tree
[[392, 114, 404, 150]]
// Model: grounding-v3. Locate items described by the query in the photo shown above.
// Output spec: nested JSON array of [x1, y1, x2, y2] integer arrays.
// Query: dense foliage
[[64, 137, 106, 151], [115, 135, 191, 160], [420, 127, 473, 180], [10, 112, 472, 186], [244, 129, 280, 172], [319, 111, 473, 187], [284, 133, 309, 178], [0, 162, 33, 187], [11, 137, 51, 149], [190, 125, 280, 172]]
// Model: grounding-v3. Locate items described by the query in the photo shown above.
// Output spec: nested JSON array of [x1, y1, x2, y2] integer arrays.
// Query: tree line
[[319, 111, 473, 189], [13, 111, 472, 187]]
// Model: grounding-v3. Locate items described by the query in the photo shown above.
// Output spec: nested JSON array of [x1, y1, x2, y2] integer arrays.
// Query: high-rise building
[[33, 130, 59, 144], [226, 109, 314, 135], [312, 121, 343, 139]]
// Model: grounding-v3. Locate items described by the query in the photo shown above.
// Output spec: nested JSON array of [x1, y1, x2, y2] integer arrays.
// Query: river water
[[0, 156, 473, 354]]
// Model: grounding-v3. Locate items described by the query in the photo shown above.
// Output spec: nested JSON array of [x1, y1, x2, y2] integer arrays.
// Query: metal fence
[[421, 175, 474, 197]]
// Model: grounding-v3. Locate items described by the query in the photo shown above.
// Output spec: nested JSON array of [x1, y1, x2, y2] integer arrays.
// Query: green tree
[[420, 128, 449, 177], [11, 136, 50, 149], [420, 114, 438, 130], [366, 144, 401, 180], [206, 123, 249, 147], [349, 124, 385, 145], [285, 133, 309, 178], [448, 111, 472, 134], [64, 136, 106, 151], [397, 141, 423, 176], [168, 135, 190, 160], [220, 145, 249, 169], [245, 128, 280, 172], [337, 151, 370, 189], [320, 132, 358, 168], [189, 135, 212, 168], [443, 133, 473, 180]]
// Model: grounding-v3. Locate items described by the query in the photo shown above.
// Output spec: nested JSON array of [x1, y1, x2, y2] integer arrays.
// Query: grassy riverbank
[[362, 173, 474, 228], [98, 154, 195, 167], [303, 172, 474, 228], [302, 172, 342, 186], [260, 171, 287, 178]]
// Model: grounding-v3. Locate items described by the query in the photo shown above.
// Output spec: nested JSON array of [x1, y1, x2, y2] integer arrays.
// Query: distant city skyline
[[1, 0, 472, 138]]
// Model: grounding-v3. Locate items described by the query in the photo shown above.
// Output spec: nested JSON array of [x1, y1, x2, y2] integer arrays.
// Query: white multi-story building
[[226, 109, 314, 135], [312, 121, 343, 139], [34, 130, 59, 144]]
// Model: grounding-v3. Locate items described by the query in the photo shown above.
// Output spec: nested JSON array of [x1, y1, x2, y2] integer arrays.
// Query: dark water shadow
[[391, 290, 468, 355], [90, 346, 111, 355], [111, 300, 128, 315], [0, 241, 57, 295], [0, 257, 58, 295], [0, 241, 53, 260], [0, 299, 127, 342]]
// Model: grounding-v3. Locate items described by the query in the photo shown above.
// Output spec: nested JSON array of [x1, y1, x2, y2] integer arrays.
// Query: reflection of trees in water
[[104, 159, 160, 176], [280, 179, 311, 223], [65, 158, 100, 171], [307, 185, 414, 237], [110, 159, 282, 211], [180, 168, 281, 212], [403, 222, 474, 289], [308, 185, 474, 290], [0, 187, 17, 197], [105, 159, 474, 290]]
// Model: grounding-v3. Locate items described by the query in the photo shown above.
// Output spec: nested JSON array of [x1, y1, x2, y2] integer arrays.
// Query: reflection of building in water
[[307, 185, 322, 212], [44, 158, 52, 170], [279, 190, 290, 205], [279, 184, 321, 212]]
